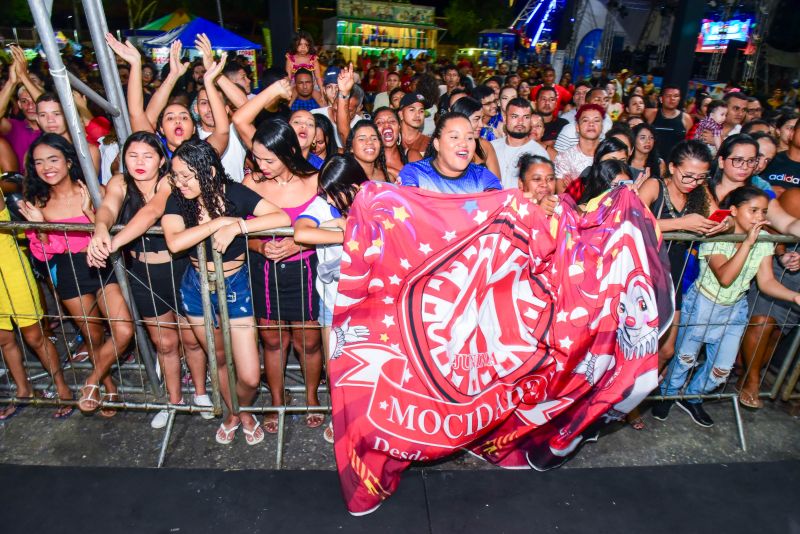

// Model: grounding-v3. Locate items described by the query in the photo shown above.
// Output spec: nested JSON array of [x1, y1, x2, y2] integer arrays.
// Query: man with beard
[[490, 98, 549, 190], [536, 86, 569, 148], [289, 68, 324, 111]]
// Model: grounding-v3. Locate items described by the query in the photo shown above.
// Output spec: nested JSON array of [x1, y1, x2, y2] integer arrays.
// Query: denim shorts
[[179, 265, 253, 322]]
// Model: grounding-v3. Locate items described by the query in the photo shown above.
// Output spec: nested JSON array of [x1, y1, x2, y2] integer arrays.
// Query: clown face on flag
[[328, 182, 672, 515]]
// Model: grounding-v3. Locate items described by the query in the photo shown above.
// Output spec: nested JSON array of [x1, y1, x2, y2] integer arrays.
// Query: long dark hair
[[708, 133, 759, 204], [578, 159, 632, 205], [251, 118, 317, 183], [170, 138, 233, 226], [119, 131, 170, 224], [318, 154, 367, 215], [313, 113, 337, 162], [23, 133, 85, 207], [664, 139, 712, 216], [344, 120, 389, 180], [593, 137, 629, 164], [720, 185, 769, 210], [449, 97, 487, 161], [631, 123, 662, 178], [289, 30, 315, 55], [373, 107, 408, 166]]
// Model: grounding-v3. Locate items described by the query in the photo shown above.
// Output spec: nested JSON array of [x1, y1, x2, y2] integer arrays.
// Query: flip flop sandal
[[53, 404, 75, 419], [78, 384, 102, 413], [263, 413, 280, 434], [738, 390, 763, 409], [0, 402, 28, 421], [243, 421, 265, 446], [215, 422, 241, 445], [99, 393, 120, 418], [71, 351, 90, 363], [629, 417, 646, 431], [306, 413, 325, 429], [323, 421, 334, 444]]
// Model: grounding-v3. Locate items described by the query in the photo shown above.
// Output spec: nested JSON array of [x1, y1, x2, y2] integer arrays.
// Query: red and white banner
[[329, 183, 672, 515]]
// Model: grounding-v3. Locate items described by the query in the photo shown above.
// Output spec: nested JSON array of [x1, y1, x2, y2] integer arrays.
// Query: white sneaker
[[151, 409, 170, 429], [193, 394, 214, 420]]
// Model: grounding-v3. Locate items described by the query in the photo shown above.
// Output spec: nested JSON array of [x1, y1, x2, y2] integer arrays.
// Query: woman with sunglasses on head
[[160, 138, 289, 445], [19, 134, 134, 415], [87, 131, 213, 429], [243, 119, 326, 434]]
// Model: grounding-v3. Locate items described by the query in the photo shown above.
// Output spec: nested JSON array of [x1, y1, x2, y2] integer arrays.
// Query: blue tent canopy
[[143, 17, 261, 50]]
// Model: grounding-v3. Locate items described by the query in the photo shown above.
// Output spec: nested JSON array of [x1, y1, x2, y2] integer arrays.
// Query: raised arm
[[105, 33, 150, 132], [87, 174, 126, 266], [0, 64, 19, 135], [109, 177, 172, 252], [199, 53, 230, 156], [335, 64, 355, 142], [11, 45, 43, 103], [231, 78, 292, 150], [144, 40, 189, 130], [195, 34, 247, 110]]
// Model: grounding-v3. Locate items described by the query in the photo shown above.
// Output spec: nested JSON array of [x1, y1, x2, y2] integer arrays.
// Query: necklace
[[278, 174, 295, 186]]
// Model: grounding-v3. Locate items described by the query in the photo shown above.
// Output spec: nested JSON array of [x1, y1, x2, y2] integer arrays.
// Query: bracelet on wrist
[[338, 93, 350, 100]]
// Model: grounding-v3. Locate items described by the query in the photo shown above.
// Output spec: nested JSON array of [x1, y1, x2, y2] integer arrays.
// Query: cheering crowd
[[1, 28, 800, 445]]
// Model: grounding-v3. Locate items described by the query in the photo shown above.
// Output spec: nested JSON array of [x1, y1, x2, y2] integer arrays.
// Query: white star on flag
[[559, 336, 574, 350], [418, 243, 432, 255], [379, 400, 388, 410], [390, 343, 401, 352], [400, 258, 411, 270], [474, 210, 488, 224], [402, 368, 413, 383], [382, 314, 395, 328], [517, 201, 529, 218], [388, 274, 402, 285], [556, 311, 569, 323], [443, 231, 457, 242], [382, 296, 395, 305]]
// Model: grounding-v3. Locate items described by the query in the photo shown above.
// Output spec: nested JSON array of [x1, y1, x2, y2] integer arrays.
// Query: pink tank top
[[255, 196, 316, 262], [26, 215, 92, 262]]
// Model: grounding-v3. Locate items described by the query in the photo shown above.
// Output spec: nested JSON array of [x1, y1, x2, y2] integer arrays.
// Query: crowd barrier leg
[[780, 353, 800, 402], [731, 395, 747, 451]]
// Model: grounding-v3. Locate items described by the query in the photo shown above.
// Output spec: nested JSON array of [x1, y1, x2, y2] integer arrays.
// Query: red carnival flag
[[328, 182, 672, 515]]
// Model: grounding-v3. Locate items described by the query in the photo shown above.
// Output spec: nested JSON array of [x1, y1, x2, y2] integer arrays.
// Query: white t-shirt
[[553, 114, 613, 152], [554, 144, 594, 185], [373, 91, 390, 110], [490, 138, 550, 189], [97, 137, 120, 185], [311, 107, 364, 149], [297, 196, 343, 313], [198, 124, 247, 183]]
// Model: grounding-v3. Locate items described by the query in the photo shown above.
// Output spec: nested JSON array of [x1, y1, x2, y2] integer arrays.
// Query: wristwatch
[[338, 93, 350, 100]]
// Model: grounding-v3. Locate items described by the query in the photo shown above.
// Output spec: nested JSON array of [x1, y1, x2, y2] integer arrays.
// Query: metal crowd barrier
[[1, 221, 799, 466]]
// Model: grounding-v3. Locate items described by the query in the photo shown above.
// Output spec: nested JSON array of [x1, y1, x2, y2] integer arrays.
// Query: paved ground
[[1, 389, 798, 472]]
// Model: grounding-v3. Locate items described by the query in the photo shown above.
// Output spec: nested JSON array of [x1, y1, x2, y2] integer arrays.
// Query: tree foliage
[[443, 0, 513, 46]]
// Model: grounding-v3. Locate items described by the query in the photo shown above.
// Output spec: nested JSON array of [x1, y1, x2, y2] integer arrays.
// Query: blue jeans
[[661, 284, 749, 402], [180, 265, 253, 324]]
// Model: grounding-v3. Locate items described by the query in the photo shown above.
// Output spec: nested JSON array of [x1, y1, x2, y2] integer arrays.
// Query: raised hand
[[9, 45, 28, 76], [194, 33, 215, 71], [337, 63, 355, 95], [104, 33, 141, 66], [17, 200, 44, 222], [203, 52, 228, 84], [168, 40, 189, 78]]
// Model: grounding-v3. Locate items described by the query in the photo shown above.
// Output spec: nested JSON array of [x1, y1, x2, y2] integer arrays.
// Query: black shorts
[[51, 252, 116, 301], [249, 253, 319, 322], [128, 257, 188, 319]]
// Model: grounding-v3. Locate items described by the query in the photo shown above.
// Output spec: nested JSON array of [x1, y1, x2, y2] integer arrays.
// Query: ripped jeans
[[661, 284, 749, 403]]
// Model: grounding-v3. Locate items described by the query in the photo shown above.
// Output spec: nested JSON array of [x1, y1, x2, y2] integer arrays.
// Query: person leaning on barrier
[[0, 191, 73, 419], [86, 131, 214, 429], [637, 140, 723, 372], [17, 133, 133, 415], [656, 187, 800, 428], [160, 138, 290, 446]]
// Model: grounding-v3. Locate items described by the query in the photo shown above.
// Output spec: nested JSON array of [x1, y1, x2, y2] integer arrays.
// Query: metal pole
[[81, 0, 131, 143], [66, 71, 121, 117], [212, 249, 240, 414], [28, 0, 162, 397], [196, 245, 224, 417], [216, 0, 225, 28]]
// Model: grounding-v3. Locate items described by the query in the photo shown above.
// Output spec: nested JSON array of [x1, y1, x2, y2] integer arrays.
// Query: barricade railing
[[1, 220, 799, 466]]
